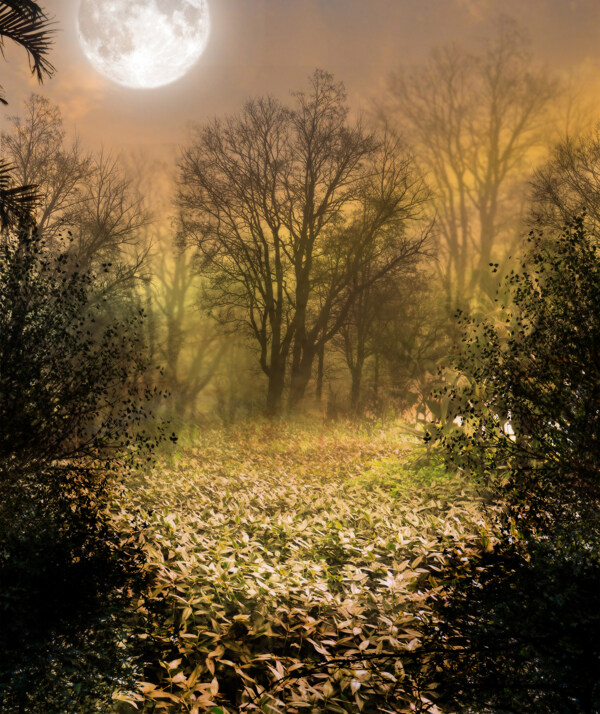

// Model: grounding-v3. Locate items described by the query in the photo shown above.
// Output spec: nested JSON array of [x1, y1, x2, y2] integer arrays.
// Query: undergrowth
[[112, 421, 491, 713]]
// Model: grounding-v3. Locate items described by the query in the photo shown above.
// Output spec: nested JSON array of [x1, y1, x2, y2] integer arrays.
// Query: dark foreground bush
[[422, 215, 600, 712], [420, 495, 600, 713], [427, 214, 600, 499], [0, 227, 167, 710]]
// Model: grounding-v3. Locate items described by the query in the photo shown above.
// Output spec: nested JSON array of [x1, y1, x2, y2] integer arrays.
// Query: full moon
[[77, 0, 210, 89]]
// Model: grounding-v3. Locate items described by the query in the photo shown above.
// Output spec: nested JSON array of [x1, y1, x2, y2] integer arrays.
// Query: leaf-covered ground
[[114, 421, 492, 713]]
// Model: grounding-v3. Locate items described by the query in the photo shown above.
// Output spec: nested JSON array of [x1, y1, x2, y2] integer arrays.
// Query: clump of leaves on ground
[[114, 422, 491, 713]]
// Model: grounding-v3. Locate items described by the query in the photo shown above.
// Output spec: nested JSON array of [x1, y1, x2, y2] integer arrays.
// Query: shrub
[[0, 226, 167, 710], [427, 214, 600, 503], [421, 214, 600, 712], [421, 506, 600, 713]]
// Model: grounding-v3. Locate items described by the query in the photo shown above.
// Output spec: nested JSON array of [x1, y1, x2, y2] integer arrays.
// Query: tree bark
[[316, 342, 325, 403], [288, 345, 315, 410], [266, 360, 286, 416], [350, 347, 365, 414], [350, 366, 362, 413]]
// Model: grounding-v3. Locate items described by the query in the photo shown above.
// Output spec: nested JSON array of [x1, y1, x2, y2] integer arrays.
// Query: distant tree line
[[4, 15, 600, 424], [171, 21, 566, 417]]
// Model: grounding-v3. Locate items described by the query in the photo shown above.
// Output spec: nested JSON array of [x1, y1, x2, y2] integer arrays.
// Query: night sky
[[1, 0, 599, 151]]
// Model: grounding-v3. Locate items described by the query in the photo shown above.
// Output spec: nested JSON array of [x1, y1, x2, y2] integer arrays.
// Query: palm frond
[[2, 1, 45, 18], [0, 160, 39, 230], [0, 1, 55, 83]]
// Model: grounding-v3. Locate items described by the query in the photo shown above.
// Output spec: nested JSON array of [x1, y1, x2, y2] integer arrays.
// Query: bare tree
[[531, 126, 600, 231], [2, 95, 90, 241], [383, 18, 556, 307], [146, 245, 224, 421], [337, 273, 408, 415], [70, 151, 149, 284], [293, 131, 432, 408], [177, 71, 431, 414], [1, 95, 149, 287], [336, 262, 443, 417], [177, 93, 293, 414], [338, 277, 390, 414]]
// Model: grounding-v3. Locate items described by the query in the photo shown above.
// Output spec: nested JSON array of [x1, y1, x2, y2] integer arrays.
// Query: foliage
[[0, 159, 38, 229], [0, 227, 168, 710], [0, 499, 150, 713], [426, 214, 600, 499], [113, 422, 487, 713], [422, 503, 600, 713], [420, 214, 600, 712], [0, 229, 163, 469]]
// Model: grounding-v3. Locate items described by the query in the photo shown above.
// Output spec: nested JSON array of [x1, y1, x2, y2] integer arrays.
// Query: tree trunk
[[316, 342, 325, 403], [350, 358, 364, 414], [266, 361, 286, 416], [288, 346, 315, 410]]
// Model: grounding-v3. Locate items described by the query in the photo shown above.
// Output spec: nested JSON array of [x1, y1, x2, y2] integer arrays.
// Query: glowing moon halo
[[77, 0, 210, 89]]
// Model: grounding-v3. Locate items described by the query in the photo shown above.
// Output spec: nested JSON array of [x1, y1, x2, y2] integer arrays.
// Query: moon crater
[[77, 0, 210, 89]]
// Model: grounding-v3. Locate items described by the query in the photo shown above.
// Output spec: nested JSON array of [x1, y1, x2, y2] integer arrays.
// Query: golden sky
[[2, 0, 600, 152]]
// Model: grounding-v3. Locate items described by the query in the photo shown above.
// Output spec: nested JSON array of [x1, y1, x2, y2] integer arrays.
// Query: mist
[[1, 4, 600, 713]]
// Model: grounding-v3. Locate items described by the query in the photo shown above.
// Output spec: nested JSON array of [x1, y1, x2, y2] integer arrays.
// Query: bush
[[421, 506, 600, 713], [0, 226, 167, 710], [421, 214, 600, 712], [427, 214, 600, 503]]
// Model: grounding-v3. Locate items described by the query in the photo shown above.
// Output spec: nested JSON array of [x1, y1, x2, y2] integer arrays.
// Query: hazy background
[[3, 5, 600, 712], [3, 0, 600, 423], [1, 0, 600, 150]]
